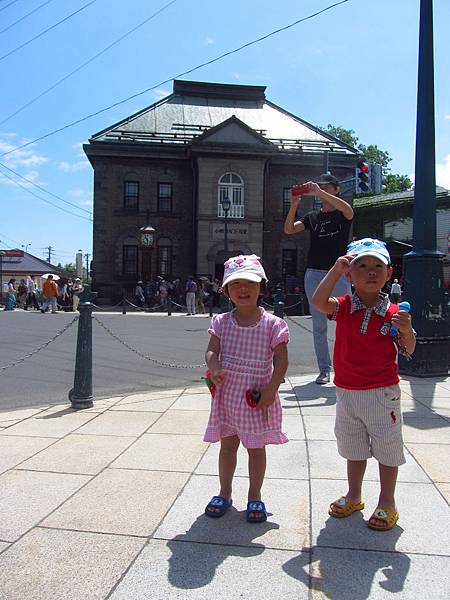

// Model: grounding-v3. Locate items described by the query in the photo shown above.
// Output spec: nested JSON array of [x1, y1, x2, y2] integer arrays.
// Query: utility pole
[[84, 253, 90, 281], [44, 246, 54, 264]]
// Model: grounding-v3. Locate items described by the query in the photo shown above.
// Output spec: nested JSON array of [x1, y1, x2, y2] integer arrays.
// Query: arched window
[[218, 172, 244, 218]]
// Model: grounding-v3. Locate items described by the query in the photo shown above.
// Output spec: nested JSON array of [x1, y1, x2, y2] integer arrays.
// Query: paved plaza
[[0, 374, 449, 599]]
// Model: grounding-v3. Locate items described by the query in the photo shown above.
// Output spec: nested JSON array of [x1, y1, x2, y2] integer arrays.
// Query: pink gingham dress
[[203, 308, 289, 448]]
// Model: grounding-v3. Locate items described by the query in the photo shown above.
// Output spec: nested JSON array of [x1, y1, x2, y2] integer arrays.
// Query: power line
[[0, 0, 56, 36], [0, 0, 178, 126], [0, 161, 93, 215], [0, 0, 98, 63], [0, 166, 93, 222], [0, 0, 22, 14], [0, 0, 349, 160]]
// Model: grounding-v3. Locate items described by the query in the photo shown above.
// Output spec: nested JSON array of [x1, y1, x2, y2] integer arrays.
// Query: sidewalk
[[0, 375, 449, 599]]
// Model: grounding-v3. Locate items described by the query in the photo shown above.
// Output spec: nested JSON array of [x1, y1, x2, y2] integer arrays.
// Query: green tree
[[63, 262, 76, 275], [383, 174, 412, 193], [322, 124, 359, 148], [358, 144, 391, 169]]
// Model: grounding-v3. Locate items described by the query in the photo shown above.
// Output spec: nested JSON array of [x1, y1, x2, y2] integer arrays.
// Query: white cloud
[[58, 159, 89, 172], [205, 36, 215, 45], [79, 199, 93, 206], [444, 114, 450, 120], [0, 135, 49, 172], [436, 154, 450, 189], [68, 188, 89, 198]]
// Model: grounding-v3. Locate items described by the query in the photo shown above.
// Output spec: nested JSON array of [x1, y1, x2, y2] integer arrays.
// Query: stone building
[[84, 80, 358, 301], [353, 185, 450, 285]]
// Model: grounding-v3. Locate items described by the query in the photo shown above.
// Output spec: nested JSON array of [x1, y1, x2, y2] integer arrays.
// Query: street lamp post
[[220, 196, 231, 258], [399, 0, 449, 376]]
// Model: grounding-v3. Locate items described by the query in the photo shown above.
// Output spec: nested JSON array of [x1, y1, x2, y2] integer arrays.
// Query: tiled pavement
[[0, 375, 449, 599]]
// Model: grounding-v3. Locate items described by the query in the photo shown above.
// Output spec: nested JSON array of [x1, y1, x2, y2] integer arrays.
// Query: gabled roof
[[0, 251, 68, 275], [191, 115, 275, 148], [89, 80, 357, 155]]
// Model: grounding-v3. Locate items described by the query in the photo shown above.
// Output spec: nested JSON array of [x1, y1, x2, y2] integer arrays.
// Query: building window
[[122, 245, 138, 276], [218, 172, 244, 218], [157, 245, 172, 276], [124, 181, 139, 212], [158, 182, 172, 212]]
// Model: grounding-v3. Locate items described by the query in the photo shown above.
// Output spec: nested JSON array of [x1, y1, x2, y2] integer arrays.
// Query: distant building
[[84, 79, 358, 301], [0, 249, 68, 294], [353, 185, 450, 284]]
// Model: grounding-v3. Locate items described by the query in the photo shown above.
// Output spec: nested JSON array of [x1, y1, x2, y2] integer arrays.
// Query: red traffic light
[[357, 161, 369, 173]]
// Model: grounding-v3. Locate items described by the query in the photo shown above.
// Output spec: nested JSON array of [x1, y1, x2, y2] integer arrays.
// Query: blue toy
[[390, 301, 410, 337]]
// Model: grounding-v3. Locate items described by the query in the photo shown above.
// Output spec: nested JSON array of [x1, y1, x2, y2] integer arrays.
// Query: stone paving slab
[[42, 468, 189, 537], [406, 442, 450, 482], [436, 482, 450, 504], [282, 413, 305, 439], [110, 539, 309, 600], [303, 415, 336, 441], [311, 478, 450, 556], [196, 440, 309, 480], [0, 542, 10, 553], [110, 433, 208, 472], [155, 474, 310, 551], [20, 433, 135, 475], [0, 470, 90, 541], [0, 409, 95, 438], [75, 410, 160, 436], [402, 418, 450, 444], [296, 397, 337, 415], [109, 395, 178, 412], [170, 393, 213, 411], [148, 409, 210, 435], [288, 547, 450, 600], [0, 528, 145, 600], [0, 406, 49, 425], [308, 440, 430, 483], [0, 435, 55, 475]]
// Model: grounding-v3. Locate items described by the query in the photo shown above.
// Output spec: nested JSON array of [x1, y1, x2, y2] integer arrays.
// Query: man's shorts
[[335, 384, 405, 467]]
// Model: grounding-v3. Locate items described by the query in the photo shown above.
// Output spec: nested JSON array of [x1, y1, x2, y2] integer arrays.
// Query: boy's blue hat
[[347, 238, 391, 265]]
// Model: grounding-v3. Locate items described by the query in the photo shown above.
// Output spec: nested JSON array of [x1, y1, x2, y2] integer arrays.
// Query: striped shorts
[[335, 384, 405, 467]]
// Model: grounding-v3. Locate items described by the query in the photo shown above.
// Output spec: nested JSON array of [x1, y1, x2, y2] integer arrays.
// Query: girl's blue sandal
[[205, 496, 232, 518], [246, 500, 267, 523]]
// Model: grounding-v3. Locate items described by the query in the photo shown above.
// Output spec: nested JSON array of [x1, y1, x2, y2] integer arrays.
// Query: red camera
[[291, 184, 310, 197]]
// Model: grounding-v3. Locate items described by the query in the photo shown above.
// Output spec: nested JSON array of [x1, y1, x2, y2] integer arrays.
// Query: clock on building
[[141, 232, 154, 247]]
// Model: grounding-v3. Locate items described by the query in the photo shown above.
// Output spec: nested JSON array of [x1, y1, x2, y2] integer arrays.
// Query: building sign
[[0, 249, 24, 257], [211, 223, 249, 242]]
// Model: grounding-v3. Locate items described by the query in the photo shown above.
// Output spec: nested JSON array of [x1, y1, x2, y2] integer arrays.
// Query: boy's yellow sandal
[[368, 508, 399, 531], [328, 496, 365, 518]]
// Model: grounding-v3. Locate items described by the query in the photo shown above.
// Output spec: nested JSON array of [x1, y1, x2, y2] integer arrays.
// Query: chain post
[[69, 293, 96, 409], [274, 301, 284, 319], [208, 293, 213, 317], [122, 290, 127, 315], [167, 298, 172, 316]]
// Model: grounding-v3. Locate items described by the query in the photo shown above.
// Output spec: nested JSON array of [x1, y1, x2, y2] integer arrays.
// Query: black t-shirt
[[301, 209, 352, 270]]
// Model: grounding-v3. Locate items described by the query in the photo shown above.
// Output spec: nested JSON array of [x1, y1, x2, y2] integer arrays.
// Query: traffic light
[[355, 161, 371, 193]]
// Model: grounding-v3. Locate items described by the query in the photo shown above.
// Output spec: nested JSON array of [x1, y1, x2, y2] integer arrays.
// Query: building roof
[[354, 185, 450, 210], [0, 251, 68, 276], [90, 80, 358, 156]]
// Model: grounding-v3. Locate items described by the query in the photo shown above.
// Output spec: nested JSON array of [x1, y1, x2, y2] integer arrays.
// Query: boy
[[312, 238, 416, 531]]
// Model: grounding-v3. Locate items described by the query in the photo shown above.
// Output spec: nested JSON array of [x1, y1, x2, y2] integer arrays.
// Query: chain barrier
[[92, 315, 205, 369], [262, 298, 303, 310], [0, 315, 79, 374]]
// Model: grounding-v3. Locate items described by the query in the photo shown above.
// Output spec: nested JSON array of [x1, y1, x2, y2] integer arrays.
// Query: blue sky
[[0, 0, 449, 266]]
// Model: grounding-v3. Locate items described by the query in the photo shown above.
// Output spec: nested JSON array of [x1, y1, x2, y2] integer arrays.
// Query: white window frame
[[217, 172, 244, 219]]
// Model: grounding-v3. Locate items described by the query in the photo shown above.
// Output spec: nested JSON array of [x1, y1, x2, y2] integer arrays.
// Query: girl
[[204, 255, 289, 523]]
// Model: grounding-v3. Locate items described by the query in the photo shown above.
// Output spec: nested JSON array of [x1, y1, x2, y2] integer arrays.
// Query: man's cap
[[222, 254, 267, 286], [316, 173, 340, 187], [347, 238, 391, 265], [75, 277, 81, 281]]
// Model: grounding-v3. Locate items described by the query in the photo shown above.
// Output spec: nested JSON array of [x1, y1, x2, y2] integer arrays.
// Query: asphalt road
[[0, 309, 334, 410]]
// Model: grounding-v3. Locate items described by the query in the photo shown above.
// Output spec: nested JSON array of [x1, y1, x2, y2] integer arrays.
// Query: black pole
[[208, 292, 213, 317], [400, 0, 449, 376], [122, 289, 126, 315], [167, 297, 172, 316], [69, 300, 94, 409], [224, 208, 229, 257]]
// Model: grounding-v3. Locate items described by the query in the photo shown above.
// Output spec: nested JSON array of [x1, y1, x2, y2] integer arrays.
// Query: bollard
[[274, 301, 284, 319], [122, 295, 127, 315], [167, 298, 172, 316], [208, 293, 213, 317], [69, 300, 94, 409]]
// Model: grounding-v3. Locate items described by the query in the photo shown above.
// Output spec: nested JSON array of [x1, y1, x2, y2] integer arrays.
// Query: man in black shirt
[[284, 173, 353, 384]]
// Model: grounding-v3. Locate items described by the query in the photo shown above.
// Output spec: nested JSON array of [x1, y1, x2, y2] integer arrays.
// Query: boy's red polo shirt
[[330, 293, 399, 390]]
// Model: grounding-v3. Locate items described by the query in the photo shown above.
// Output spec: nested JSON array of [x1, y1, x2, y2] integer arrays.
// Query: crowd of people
[[3, 274, 84, 313]]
